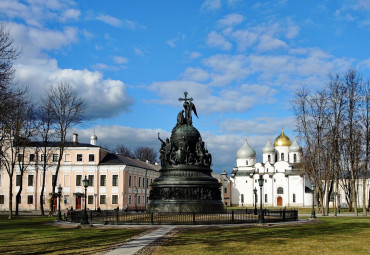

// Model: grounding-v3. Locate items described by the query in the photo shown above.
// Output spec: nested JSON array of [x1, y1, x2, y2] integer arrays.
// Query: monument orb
[[148, 92, 225, 213]]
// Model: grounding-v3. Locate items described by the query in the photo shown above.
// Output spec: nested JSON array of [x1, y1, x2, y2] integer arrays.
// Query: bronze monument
[[148, 92, 225, 213]]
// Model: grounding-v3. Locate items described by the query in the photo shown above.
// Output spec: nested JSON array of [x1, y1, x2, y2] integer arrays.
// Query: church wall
[[274, 146, 289, 162]]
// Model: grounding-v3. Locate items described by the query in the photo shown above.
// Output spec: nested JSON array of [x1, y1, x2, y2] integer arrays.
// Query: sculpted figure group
[[158, 134, 212, 166]]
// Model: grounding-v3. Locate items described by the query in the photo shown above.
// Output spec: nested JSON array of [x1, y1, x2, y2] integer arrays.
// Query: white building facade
[[231, 130, 313, 207]]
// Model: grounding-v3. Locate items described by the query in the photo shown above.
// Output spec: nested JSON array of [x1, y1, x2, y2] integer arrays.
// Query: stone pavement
[[104, 225, 176, 255]]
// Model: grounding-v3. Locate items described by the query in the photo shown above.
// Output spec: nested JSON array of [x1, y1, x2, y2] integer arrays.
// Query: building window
[[138, 195, 141, 204], [266, 168, 268, 172], [143, 178, 145, 188], [112, 175, 118, 186], [27, 195, 33, 204], [274, 179, 276, 182], [0, 195, 4, 204], [76, 175, 82, 186], [138, 177, 141, 187], [294, 154, 297, 163], [241, 194, 244, 204], [16, 195, 21, 204], [88, 195, 94, 204], [52, 175, 56, 186], [16, 175, 21, 186], [88, 175, 94, 186], [281, 153, 284, 161], [29, 154, 36, 162], [224, 187, 227, 193], [129, 175, 132, 187], [18, 154, 24, 162], [28, 175, 34, 186], [277, 187, 284, 194], [100, 175, 106, 186], [77, 154, 83, 162], [268, 154, 271, 163], [41, 154, 46, 162], [128, 195, 132, 204], [293, 193, 296, 203], [89, 154, 95, 162], [265, 179, 267, 183], [42, 195, 45, 204], [112, 195, 118, 204], [64, 195, 70, 204], [246, 160, 248, 165], [265, 194, 268, 203], [255, 179, 257, 183], [100, 195, 106, 204], [150, 179, 153, 184], [275, 154, 277, 162], [53, 154, 59, 162]]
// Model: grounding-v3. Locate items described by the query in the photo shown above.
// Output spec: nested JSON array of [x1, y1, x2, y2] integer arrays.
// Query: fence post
[[283, 208, 286, 222], [90, 211, 93, 224], [232, 210, 234, 223], [116, 209, 119, 224], [193, 212, 196, 225], [151, 212, 154, 224]]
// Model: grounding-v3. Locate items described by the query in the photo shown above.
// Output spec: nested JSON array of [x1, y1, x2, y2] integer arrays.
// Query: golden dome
[[274, 129, 292, 147]]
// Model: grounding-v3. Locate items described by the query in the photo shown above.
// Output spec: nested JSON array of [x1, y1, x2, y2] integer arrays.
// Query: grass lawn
[[153, 217, 370, 255], [0, 216, 147, 254]]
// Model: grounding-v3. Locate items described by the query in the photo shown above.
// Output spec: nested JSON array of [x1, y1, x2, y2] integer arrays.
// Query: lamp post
[[57, 185, 63, 220], [258, 175, 264, 223], [253, 187, 257, 215], [311, 183, 316, 219], [81, 176, 89, 224], [134, 187, 138, 212]]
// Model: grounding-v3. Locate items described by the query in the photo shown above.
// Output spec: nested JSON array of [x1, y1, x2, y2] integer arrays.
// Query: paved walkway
[[104, 225, 176, 255]]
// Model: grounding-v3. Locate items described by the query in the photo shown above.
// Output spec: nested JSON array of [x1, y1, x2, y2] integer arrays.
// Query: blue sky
[[1, 0, 370, 173]]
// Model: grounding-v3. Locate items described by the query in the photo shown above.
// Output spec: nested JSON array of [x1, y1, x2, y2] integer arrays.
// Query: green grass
[[153, 217, 370, 255], [0, 216, 147, 254]]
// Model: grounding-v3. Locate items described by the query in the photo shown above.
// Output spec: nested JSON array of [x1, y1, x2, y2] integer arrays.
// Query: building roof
[[236, 137, 256, 159], [20, 141, 100, 148], [274, 129, 292, 147], [99, 153, 160, 171]]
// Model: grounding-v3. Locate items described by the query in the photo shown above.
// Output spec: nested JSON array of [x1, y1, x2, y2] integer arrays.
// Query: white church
[[230, 130, 314, 207]]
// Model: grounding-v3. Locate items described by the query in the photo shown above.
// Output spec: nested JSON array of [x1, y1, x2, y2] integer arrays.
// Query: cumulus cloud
[[15, 58, 134, 119], [182, 67, 210, 82], [206, 31, 232, 50], [148, 81, 276, 114], [217, 13, 244, 28], [96, 14, 122, 27], [0, 0, 78, 27], [113, 56, 129, 64]]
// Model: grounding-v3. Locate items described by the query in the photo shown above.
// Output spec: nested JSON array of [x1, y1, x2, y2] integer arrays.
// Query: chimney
[[73, 133, 78, 143]]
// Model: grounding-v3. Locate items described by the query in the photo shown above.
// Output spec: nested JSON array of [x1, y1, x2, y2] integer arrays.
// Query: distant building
[[0, 133, 160, 212], [230, 130, 314, 207]]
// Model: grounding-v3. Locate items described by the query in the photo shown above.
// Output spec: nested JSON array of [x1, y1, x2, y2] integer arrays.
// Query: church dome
[[237, 137, 256, 159], [274, 129, 292, 147], [289, 137, 302, 152], [90, 134, 97, 140], [262, 139, 275, 153]]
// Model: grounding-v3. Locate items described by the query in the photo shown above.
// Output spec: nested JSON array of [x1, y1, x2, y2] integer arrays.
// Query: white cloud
[[182, 67, 210, 82], [96, 14, 122, 27], [148, 80, 276, 114], [59, 9, 80, 22], [256, 34, 287, 51], [134, 47, 144, 56], [201, 0, 222, 11], [217, 13, 244, 28], [113, 56, 129, 64], [16, 58, 134, 119], [166, 38, 177, 48], [206, 31, 232, 50]]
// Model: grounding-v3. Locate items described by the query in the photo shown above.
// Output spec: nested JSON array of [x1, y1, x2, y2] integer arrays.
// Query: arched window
[[268, 155, 271, 162], [294, 154, 297, 163], [293, 193, 296, 203], [275, 154, 277, 162], [266, 168, 269, 172], [265, 194, 268, 203], [277, 187, 284, 194], [281, 153, 285, 161], [241, 194, 244, 204]]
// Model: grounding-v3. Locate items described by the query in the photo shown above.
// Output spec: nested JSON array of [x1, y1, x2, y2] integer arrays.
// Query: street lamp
[[258, 175, 264, 223], [253, 187, 257, 215], [311, 183, 316, 219], [134, 187, 138, 212], [57, 185, 63, 220], [81, 175, 89, 224]]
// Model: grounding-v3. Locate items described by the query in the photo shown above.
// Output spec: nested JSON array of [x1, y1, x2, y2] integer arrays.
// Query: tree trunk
[[40, 162, 47, 216], [15, 175, 23, 216], [8, 176, 13, 219], [363, 176, 367, 216]]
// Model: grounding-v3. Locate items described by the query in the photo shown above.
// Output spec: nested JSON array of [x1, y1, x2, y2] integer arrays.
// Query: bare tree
[[134, 147, 157, 163], [360, 81, 369, 216], [115, 145, 133, 158], [46, 82, 86, 212], [36, 95, 55, 215]]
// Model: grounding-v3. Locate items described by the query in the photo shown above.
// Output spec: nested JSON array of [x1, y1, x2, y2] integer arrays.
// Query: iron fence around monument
[[67, 208, 298, 225]]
